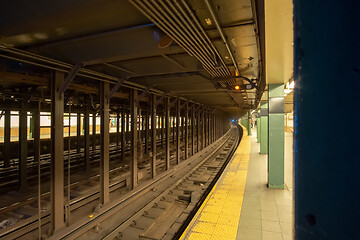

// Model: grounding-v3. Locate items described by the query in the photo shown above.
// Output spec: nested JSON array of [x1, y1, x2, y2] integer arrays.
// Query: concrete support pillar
[[268, 84, 284, 189], [191, 105, 195, 156], [19, 100, 28, 190], [176, 100, 180, 164], [260, 103, 268, 154], [50, 71, 65, 233], [77, 111, 81, 153], [151, 95, 156, 178], [165, 97, 170, 170], [84, 104, 90, 172], [184, 102, 188, 159], [121, 109, 126, 162], [100, 82, 110, 204], [4, 109, 11, 168], [130, 89, 138, 189]]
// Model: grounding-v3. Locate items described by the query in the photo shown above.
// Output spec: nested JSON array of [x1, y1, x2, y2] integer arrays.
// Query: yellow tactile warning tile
[[180, 125, 251, 239]]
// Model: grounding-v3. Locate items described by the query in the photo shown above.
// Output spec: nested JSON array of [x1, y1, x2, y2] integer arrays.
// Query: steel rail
[[48, 128, 234, 240]]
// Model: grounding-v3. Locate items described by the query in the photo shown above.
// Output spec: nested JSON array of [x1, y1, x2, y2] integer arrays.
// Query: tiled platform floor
[[180, 126, 294, 240], [236, 129, 294, 240]]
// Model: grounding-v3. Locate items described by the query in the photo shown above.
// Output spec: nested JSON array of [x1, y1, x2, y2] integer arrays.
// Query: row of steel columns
[[3, 72, 222, 234]]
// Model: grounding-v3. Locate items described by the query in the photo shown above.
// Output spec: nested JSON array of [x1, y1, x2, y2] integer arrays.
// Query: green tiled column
[[268, 84, 284, 189], [257, 111, 260, 143], [260, 103, 268, 154]]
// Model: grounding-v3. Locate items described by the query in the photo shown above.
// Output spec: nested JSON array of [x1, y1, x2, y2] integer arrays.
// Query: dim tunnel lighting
[[234, 85, 240, 90]]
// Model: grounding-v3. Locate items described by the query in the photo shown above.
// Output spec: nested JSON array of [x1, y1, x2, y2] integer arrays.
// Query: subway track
[[0, 132, 179, 194], [0, 134, 198, 239], [0, 126, 240, 240]]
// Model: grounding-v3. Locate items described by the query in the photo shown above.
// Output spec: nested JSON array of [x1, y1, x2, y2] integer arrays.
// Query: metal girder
[[58, 63, 84, 95], [161, 54, 186, 70], [104, 62, 136, 75]]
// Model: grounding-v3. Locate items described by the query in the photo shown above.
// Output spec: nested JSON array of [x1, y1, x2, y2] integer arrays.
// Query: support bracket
[[107, 77, 128, 101], [58, 63, 84, 95]]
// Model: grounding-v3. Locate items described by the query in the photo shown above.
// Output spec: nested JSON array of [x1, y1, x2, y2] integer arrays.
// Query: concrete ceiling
[[0, 0, 264, 118]]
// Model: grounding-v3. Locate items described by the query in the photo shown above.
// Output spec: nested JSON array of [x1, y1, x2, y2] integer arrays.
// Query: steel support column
[[161, 113, 164, 149], [126, 112, 130, 144], [92, 113, 96, 151], [151, 95, 157, 178], [33, 108, 40, 169], [50, 71, 65, 233], [84, 104, 90, 172], [184, 102, 189, 159], [116, 111, 120, 147], [121, 109, 126, 162], [19, 99, 28, 190], [176, 99, 180, 164], [3, 109, 10, 168], [165, 97, 170, 170], [100, 81, 110, 204], [191, 105, 195, 156], [145, 113, 149, 154], [77, 111, 81, 153], [196, 110, 200, 153], [130, 89, 138, 189], [202, 110, 205, 149]]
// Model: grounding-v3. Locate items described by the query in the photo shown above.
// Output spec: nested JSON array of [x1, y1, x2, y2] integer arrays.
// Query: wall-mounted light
[[234, 85, 240, 90]]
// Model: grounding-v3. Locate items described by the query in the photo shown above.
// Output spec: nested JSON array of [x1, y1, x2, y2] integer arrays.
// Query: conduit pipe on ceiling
[[203, 0, 249, 101], [203, 0, 240, 75], [129, 0, 230, 78], [143, 0, 220, 77]]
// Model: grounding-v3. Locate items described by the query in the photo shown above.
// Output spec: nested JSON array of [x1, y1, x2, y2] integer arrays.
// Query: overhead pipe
[[136, 0, 220, 77], [203, 0, 249, 100], [203, 0, 240, 75], [129, 0, 229, 78], [145, 0, 220, 77], [169, 0, 229, 78], [180, 0, 230, 76]]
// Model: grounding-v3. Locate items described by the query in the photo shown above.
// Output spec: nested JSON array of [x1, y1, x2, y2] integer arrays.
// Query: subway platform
[[180, 126, 294, 240]]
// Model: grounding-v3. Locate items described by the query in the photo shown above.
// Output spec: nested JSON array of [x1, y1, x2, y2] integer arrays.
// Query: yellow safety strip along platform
[[180, 125, 251, 239]]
